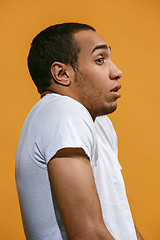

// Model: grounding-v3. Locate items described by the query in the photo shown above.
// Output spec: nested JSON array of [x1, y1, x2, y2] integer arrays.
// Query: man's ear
[[51, 62, 73, 86]]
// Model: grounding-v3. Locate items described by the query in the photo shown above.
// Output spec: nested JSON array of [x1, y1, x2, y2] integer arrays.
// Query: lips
[[110, 83, 121, 98], [110, 83, 121, 92]]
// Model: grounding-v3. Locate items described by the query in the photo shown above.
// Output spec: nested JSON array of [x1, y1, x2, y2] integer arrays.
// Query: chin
[[88, 101, 118, 120], [97, 102, 117, 117], [106, 105, 117, 115]]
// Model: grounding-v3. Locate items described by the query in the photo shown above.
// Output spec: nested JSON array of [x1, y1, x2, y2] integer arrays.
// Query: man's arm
[[48, 148, 115, 240], [135, 226, 143, 240]]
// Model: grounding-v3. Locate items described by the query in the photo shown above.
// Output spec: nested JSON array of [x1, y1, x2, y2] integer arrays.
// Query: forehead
[[73, 30, 109, 54]]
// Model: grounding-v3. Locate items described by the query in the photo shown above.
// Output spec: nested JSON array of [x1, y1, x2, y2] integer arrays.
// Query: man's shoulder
[[38, 93, 92, 121]]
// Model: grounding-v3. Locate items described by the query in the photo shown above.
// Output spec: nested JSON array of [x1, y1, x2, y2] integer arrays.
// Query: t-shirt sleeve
[[39, 114, 94, 165]]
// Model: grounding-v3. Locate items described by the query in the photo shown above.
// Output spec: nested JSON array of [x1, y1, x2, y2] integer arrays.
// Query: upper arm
[[48, 148, 114, 240]]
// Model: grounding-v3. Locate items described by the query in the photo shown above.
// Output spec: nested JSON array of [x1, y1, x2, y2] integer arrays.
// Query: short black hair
[[27, 22, 95, 93]]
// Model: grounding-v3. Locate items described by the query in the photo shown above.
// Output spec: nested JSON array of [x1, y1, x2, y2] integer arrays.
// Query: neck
[[41, 90, 55, 98]]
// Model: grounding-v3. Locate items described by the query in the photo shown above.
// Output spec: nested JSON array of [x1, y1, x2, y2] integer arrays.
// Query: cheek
[[79, 65, 110, 91]]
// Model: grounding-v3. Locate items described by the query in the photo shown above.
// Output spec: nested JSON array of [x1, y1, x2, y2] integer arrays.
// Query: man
[[16, 23, 143, 240]]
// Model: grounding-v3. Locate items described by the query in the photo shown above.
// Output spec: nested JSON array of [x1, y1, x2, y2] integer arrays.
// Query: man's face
[[73, 30, 122, 120]]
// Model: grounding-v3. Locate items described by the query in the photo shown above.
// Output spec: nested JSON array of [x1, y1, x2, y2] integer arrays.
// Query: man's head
[[27, 23, 95, 94], [28, 23, 122, 120], [72, 30, 122, 119]]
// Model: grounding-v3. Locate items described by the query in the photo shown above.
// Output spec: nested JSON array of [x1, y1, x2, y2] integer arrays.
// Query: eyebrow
[[91, 44, 111, 54]]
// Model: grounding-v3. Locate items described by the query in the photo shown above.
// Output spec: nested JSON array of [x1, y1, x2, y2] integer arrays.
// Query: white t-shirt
[[16, 93, 137, 240]]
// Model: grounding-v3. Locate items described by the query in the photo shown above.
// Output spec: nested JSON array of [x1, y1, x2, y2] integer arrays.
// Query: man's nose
[[109, 62, 123, 80]]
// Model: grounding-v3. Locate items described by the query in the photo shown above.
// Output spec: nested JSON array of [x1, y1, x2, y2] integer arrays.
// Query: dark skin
[[44, 30, 143, 239], [48, 148, 115, 240], [48, 149, 143, 240]]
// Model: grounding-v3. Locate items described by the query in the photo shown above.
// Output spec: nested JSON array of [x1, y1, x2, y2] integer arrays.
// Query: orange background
[[0, 0, 160, 239]]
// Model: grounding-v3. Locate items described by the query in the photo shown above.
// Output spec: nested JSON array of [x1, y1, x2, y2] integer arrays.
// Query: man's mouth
[[110, 83, 121, 98], [110, 83, 121, 92]]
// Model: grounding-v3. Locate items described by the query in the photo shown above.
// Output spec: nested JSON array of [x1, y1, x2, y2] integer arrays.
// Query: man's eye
[[95, 58, 104, 64]]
